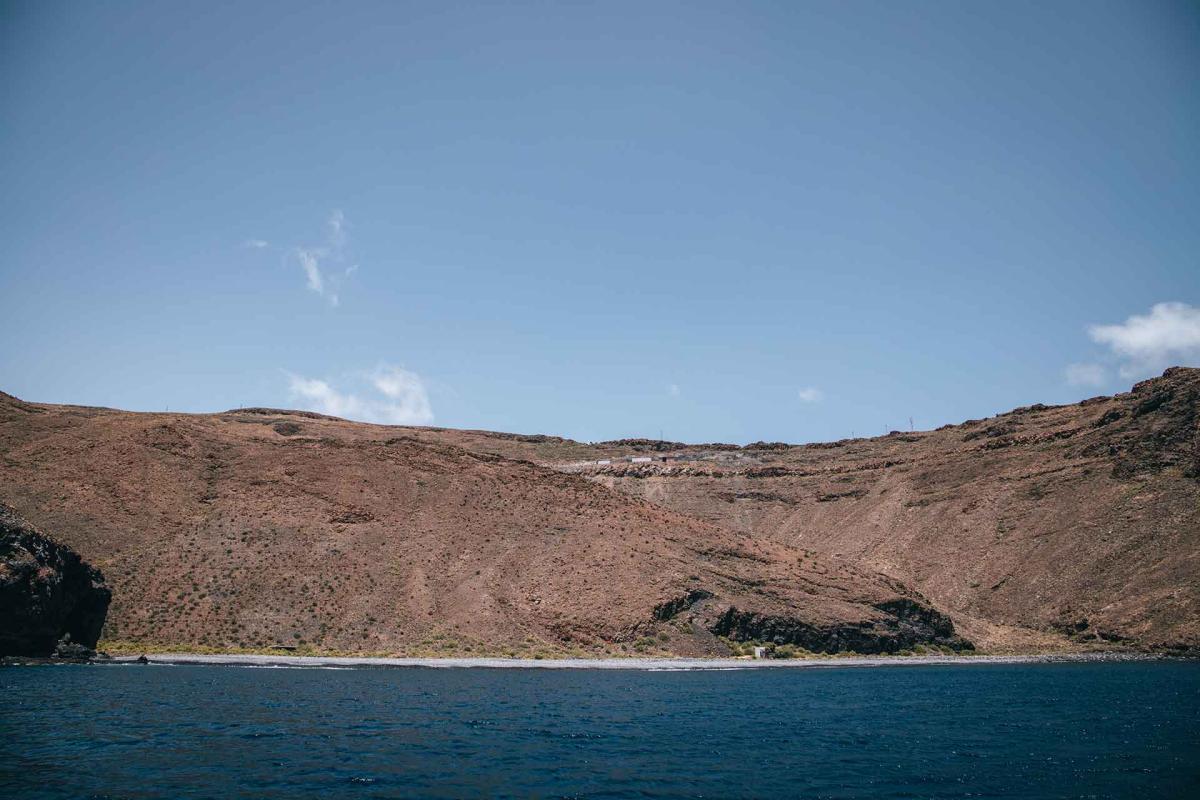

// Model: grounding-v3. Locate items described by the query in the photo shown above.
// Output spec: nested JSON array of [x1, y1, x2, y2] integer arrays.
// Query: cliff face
[[0, 503, 111, 657], [524, 369, 1197, 652], [0, 393, 963, 656]]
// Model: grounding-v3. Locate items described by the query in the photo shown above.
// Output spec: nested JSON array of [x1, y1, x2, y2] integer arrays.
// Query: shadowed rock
[[709, 598, 971, 654], [0, 503, 111, 657]]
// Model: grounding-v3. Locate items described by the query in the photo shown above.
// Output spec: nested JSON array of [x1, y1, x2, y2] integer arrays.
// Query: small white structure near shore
[[753, 646, 768, 659]]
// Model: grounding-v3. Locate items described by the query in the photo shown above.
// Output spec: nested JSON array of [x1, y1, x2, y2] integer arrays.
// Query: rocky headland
[[0, 503, 111, 659]]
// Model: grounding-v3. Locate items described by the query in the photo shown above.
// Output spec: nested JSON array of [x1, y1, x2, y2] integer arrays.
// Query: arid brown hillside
[[430, 369, 1196, 652], [3, 370, 1193, 655], [0, 392, 964, 657]]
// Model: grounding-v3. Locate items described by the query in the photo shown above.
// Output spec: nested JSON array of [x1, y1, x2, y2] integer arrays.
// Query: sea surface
[[2, 661, 1197, 799]]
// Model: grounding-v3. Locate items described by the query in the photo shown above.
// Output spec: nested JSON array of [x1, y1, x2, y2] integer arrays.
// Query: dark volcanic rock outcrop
[[0, 503, 111, 657], [710, 598, 971, 654]]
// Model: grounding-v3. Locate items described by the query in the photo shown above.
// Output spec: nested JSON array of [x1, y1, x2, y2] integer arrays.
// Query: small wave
[[231, 664, 356, 671]]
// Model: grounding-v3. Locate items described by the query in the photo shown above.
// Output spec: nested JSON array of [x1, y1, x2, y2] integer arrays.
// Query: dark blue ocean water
[[1, 661, 1198, 799]]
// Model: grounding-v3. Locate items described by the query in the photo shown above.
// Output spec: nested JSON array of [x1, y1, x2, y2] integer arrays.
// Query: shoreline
[[86, 651, 1174, 670]]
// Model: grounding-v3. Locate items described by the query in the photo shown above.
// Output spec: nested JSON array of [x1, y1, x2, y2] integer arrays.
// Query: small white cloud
[[1065, 363, 1107, 388], [243, 239, 269, 249], [291, 210, 356, 306], [286, 375, 352, 417], [297, 248, 326, 294], [370, 366, 434, 423], [1088, 302, 1200, 378], [797, 387, 823, 403], [668, 383, 681, 397], [286, 365, 434, 425]]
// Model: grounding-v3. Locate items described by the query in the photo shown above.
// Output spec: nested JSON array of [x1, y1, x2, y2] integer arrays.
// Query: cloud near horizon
[[286, 365, 433, 425], [1088, 302, 1200, 378], [797, 387, 823, 403]]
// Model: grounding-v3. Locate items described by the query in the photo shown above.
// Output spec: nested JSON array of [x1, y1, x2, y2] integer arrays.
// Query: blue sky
[[2, 1, 1197, 444]]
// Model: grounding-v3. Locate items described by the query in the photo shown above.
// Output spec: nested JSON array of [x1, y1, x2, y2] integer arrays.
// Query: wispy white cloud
[[243, 239, 269, 249], [1065, 362, 1107, 388], [286, 365, 433, 425], [1088, 302, 1200, 378], [667, 383, 681, 397], [292, 210, 356, 306], [797, 387, 823, 403], [297, 249, 324, 293]]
